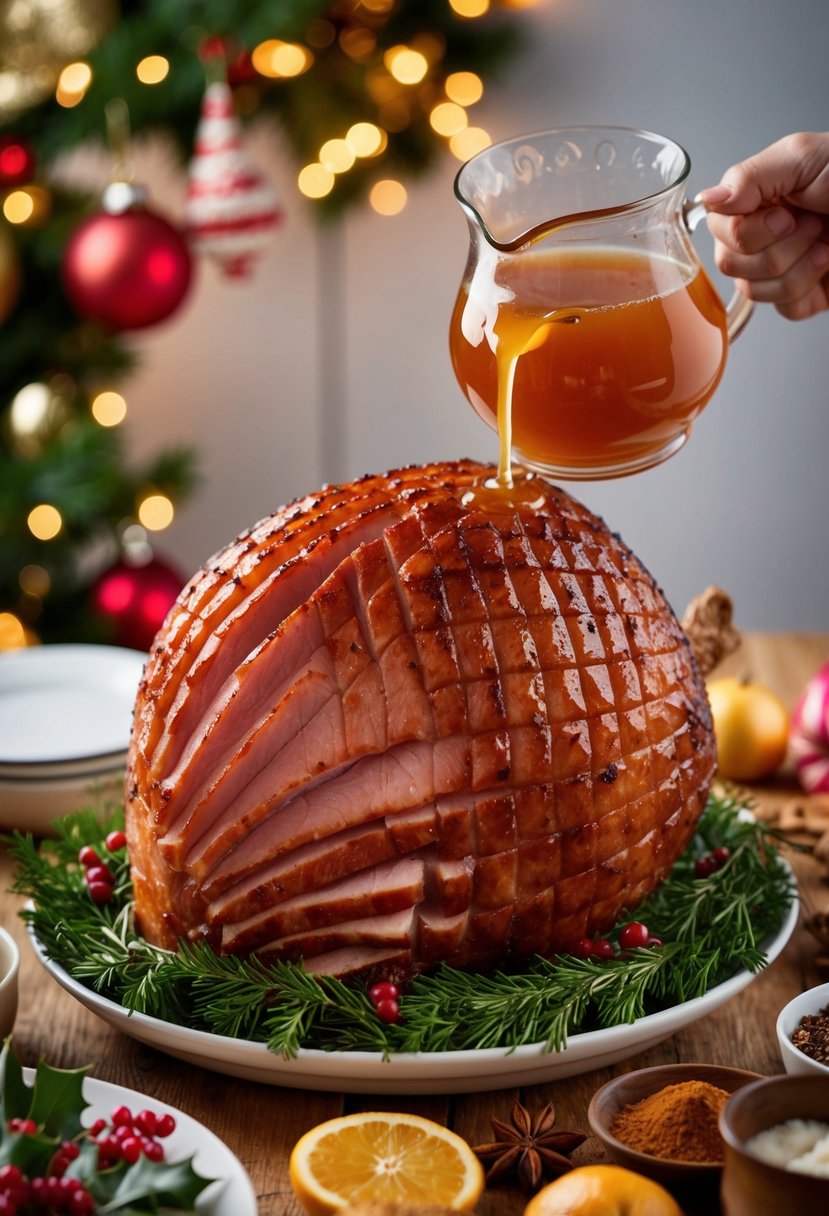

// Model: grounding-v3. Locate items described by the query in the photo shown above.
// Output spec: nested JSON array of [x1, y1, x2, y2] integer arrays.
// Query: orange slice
[[289, 1111, 485, 1216]]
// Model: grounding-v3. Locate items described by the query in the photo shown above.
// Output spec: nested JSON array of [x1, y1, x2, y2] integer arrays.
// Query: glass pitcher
[[450, 126, 753, 482]]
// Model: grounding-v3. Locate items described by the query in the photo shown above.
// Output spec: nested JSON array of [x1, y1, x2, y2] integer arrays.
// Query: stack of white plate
[[0, 644, 147, 835]]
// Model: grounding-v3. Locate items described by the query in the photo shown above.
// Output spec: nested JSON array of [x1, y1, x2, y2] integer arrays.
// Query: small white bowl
[[0, 926, 20, 1039], [776, 981, 829, 1076]]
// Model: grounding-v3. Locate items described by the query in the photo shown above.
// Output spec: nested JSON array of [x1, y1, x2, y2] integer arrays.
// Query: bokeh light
[[137, 493, 175, 532], [27, 504, 62, 541], [450, 126, 492, 160], [298, 163, 335, 199], [369, 180, 407, 216], [445, 71, 484, 106], [136, 55, 169, 85], [91, 390, 127, 427], [384, 46, 429, 85], [430, 102, 468, 137]]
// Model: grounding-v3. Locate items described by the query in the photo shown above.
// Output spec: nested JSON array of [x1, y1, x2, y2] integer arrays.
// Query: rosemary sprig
[[6, 791, 795, 1057]]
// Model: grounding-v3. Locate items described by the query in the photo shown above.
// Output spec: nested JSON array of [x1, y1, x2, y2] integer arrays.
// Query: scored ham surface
[[125, 459, 715, 980]]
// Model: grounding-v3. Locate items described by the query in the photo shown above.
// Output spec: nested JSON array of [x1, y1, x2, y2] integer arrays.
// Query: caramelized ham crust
[[126, 461, 714, 979]]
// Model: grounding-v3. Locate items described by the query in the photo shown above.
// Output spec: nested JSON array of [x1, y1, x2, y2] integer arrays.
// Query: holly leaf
[[0, 1039, 30, 1122], [28, 1059, 90, 1139], [92, 1154, 213, 1212]]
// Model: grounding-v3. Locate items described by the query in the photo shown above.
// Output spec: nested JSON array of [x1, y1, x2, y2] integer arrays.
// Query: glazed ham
[[125, 460, 715, 979]]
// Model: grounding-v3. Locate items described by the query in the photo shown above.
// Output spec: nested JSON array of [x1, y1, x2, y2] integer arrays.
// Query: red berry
[[592, 938, 616, 960], [647, 935, 664, 947], [0, 1195, 15, 1215], [105, 830, 127, 852], [618, 921, 650, 950], [368, 981, 399, 1005], [570, 938, 595, 959], [694, 855, 717, 879], [111, 1105, 133, 1127], [97, 1136, 121, 1167], [69, 1189, 95, 1216], [88, 1118, 107, 1137], [154, 1113, 176, 1138], [712, 846, 731, 868], [0, 1166, 23, 1185], [142, 1136, 164, 1162], [113, 1124, 132, 1142], [88, 880, 113, 905], [374, 997, 401, 1023], [60, 1140, 80, 1161], [85, 864, 114, 886], [134, 1108, 158, 1136], [78, 846, 100, 868], [120, 1135, 143, 1164]]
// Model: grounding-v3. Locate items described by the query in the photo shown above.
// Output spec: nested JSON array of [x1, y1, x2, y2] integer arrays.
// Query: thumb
[[699, 133, 829, 216]]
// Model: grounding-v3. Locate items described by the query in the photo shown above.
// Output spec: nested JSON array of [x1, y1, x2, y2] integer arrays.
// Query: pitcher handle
[[683, 198, 754, 342]]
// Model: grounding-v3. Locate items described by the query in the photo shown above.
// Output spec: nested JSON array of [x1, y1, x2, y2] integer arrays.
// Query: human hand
[[698, 131, 829, 320]]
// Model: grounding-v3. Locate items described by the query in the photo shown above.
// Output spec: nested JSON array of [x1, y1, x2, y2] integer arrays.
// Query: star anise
[[471, 1100, 586, 1192]]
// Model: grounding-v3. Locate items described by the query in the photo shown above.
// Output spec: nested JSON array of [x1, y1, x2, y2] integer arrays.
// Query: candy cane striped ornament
[[185, 80, 281, 278]]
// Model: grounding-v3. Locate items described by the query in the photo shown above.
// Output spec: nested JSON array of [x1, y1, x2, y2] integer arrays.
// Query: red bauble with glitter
[[62, 183, 193, 331], [91, 554, 184, 652]]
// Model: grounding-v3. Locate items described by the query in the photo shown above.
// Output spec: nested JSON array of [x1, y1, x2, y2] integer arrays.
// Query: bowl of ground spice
[[776, 981, 829, 1076], [587, 1063, 763, 1182]]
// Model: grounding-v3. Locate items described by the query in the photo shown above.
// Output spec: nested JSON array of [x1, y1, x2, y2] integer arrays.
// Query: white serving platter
[[29, 887, 798, 1095]]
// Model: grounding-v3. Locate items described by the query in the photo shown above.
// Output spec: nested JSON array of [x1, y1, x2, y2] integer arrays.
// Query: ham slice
[[126, 461, 714, 980]]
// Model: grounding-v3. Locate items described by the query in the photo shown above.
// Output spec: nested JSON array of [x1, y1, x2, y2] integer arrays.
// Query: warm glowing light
[[10, 383, 51, 435], [445, 71, 484, 106], [91, 390, 127, 427], [340, 26, 376, 60], [136, 55, 169, 85], [319, 139, 355, 174], [19, 565, 50, 597], [450, 126, 492, 160], [361, 0, 394, 10], [449, 0, 490, 15], [298, 163, 335, 199], [369, 179, 407, 216], [138, 493, 175, 531], [27, 504, 62, 541], [430, 101, 468, 137], [384, 46, 429, 85], [56, 61, 92, 107], [252, 40, 312, 77], [0, 613, 27, 651], [346, 122, 386, 157], [3, 189, 33, 224]]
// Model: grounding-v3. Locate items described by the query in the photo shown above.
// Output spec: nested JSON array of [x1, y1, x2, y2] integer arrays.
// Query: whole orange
[[523, 1165, 682, 1215]]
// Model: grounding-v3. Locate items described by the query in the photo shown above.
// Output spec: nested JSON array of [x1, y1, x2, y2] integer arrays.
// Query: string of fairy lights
[[0, 0, 545, 650]]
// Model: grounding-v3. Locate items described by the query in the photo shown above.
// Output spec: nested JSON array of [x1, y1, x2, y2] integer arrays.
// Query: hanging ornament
[[90, 548, 184, 652], [185, 79, 281, 278], [0, 222, 21, 326], [61, 181, 194, 331], [0, 136, 36, 187]]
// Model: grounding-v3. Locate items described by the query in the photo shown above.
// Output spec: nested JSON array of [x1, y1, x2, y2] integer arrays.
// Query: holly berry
[[591, 938, 615, 960], [154, 1113, 176, 1138], [87, 880, 113, 905], [78, 846, 100, 868], [570, 938, 595, 959], [711, 846, 731, 867], [618, 921, 650, 950], [105, 830, 127, 852], [368, 981, 399, 1004], [374, 997, 401, 1024], [694, 845, 731, 879], [85, 864, 114, 886]]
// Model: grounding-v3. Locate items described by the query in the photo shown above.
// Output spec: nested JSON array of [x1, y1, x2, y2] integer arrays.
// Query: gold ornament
[[0, 221, 21, 325], [0, 0, 116, 121]]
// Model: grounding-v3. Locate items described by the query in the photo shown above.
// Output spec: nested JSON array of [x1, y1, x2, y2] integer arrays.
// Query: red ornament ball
[[62, 204, 193, 331], [91, 556, 184, 651]]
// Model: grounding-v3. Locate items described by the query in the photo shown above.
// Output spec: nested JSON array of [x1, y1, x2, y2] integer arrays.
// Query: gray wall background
[[114, 0, 829, 629]]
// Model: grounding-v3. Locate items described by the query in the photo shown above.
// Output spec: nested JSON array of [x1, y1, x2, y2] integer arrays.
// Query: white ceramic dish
[[0, 926, 19, 1038], [29, 890, 799, 1094], [0, 644, 145, 766], [0, 766, 126, 836], [20, 1067, 257, 1215], [776, 980, 829, 1077]]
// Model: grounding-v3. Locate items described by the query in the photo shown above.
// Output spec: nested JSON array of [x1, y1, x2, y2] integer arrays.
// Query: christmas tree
[[0, 0, 531, 651]]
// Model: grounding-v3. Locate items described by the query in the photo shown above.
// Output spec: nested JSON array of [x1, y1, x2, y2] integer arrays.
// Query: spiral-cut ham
[[125, 460, 714, 980]]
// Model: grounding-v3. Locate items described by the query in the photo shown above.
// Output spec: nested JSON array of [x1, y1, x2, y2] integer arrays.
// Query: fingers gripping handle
[[684, 198, 755, 342]]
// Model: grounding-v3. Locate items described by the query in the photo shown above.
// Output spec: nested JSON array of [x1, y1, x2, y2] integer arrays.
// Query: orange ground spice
[[610, 1080, 730, 1163]]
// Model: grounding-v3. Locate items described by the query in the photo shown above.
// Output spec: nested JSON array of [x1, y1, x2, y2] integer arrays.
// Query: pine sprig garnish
[[6, 792, 796, 1057]]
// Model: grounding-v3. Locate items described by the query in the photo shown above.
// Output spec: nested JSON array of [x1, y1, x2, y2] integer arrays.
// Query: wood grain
[[2, 633, 827, 1216]]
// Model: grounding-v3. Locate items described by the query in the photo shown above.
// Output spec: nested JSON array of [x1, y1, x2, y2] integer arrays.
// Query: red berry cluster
[[77, 832, 127, 906], [0, 1161, 94, 1215], [570, 920, 663, 960], [694, 846, 730, 879], [367, 981, 402, 1024], [89, 1104, 176, 1169]]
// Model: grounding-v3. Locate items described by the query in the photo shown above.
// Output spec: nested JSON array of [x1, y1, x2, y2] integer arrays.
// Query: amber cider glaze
[[450, 246, 728, 481]]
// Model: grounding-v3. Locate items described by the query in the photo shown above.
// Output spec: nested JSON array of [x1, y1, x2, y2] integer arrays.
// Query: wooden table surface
[[2, 632, 828, 1216]]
